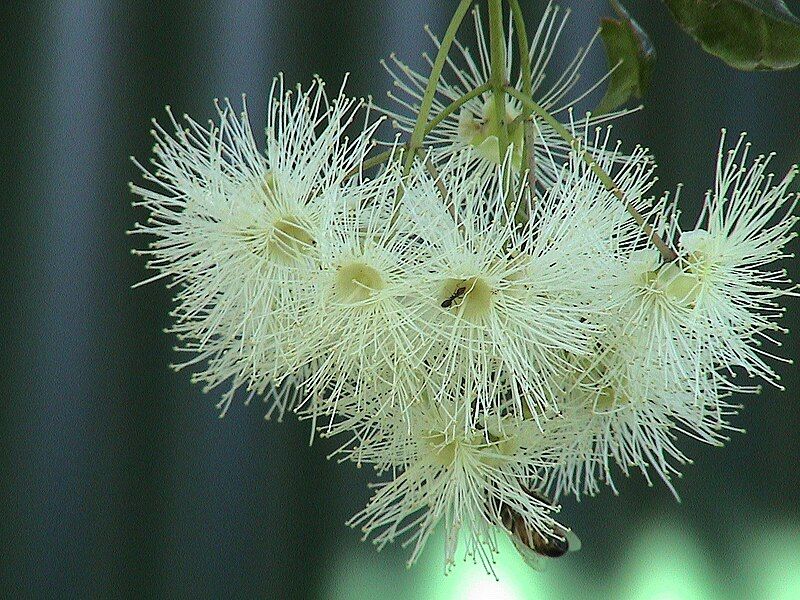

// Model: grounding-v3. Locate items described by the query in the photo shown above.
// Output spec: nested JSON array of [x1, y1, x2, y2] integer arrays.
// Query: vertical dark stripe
[[116, 0, 214, 596], [3, 0, 118, 594]]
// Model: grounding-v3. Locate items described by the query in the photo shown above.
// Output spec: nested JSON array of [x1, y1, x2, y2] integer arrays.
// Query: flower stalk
[[345, 84, 492, 180], [508, 0, 535, 198], [427, 82, 493, 135], [488, 0, 510, 161], [401, 0, 473, 177]]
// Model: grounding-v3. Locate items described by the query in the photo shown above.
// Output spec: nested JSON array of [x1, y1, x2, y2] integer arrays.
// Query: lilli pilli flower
[[130, 76, 381, 419], [381, 2, 641, 187], [676, 133, 798, 387], [129, 0, 799, 575], [345, 378, 568, 573]]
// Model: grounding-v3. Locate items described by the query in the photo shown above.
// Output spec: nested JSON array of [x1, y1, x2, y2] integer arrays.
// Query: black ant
[[441, 286, 467, 309]]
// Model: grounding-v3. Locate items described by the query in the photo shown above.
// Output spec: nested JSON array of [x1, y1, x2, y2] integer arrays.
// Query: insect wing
[[565, 528, 581, 553], [508, 534, 547, 571]]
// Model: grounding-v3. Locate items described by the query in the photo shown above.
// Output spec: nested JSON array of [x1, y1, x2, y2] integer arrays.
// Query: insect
[[441, 285, 467, 309], [498, 488, 580, 564]]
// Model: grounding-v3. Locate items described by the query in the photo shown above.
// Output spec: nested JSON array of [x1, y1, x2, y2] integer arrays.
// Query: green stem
[[488, 0, 509, 160], [417, 148, 449, 205], [523, 119, 537, 202], [401, 0, 472, 177], [508, 0, 535, 201], [507, 0, 532, 100], [352, 149, 395, 176], [505, 85, 678, 262]]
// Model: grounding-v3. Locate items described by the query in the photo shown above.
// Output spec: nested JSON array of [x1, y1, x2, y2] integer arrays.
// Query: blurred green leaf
[[596, 1, 656, 115], [663, 0, 800, 70], [738, 0, 800, 26]]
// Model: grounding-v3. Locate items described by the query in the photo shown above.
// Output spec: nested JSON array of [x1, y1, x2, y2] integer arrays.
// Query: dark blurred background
[[1, 1, 799, 598]]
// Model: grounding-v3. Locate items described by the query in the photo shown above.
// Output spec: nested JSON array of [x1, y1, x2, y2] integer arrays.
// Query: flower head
[[345, 380, 566, 573], [400, 150, 618, 427], [381, 3, 639, 187], [285, 164, 435, 420], [675, 132, 798, 387], [130, 77, 381, 418], [128, 1, 800, 576], [544, 336, 736, 499]]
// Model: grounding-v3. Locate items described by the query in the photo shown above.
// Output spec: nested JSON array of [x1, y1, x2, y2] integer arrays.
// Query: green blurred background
[[1, 1, 799, 598]]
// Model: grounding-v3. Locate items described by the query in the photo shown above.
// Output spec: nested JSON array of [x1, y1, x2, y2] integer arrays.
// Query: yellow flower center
[[594, 386, 630, 411], [654, 260, 701, 307], [441, 276, 494, 320], [426, 432, 458, 467], [268, 216, 315, 264], [334, 261, 385, 304]]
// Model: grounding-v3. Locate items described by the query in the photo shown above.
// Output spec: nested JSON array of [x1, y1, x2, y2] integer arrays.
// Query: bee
[[498, 488, 580, 565], [441, 286, 467, 309]]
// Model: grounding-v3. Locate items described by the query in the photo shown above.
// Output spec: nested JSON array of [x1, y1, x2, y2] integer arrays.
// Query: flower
[[674, 132, 798, 387], [130, 76, 381, 418], [400, 151, 611, 427], [542, 132, 799, 500], [380, 2, 639, 187], [543, 337, 736, 499], [345, 379, 566, 573], [285, 164, 435, 420], [129, 0, 799, 574]]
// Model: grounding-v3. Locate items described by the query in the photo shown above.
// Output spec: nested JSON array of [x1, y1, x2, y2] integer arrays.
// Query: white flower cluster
[[130, 5, 798, 575]]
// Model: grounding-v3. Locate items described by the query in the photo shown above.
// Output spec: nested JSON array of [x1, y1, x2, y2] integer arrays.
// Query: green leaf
[[596, 1, 656, 115], [662, 0, 800, 71], [737, 0, 800, 26]]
